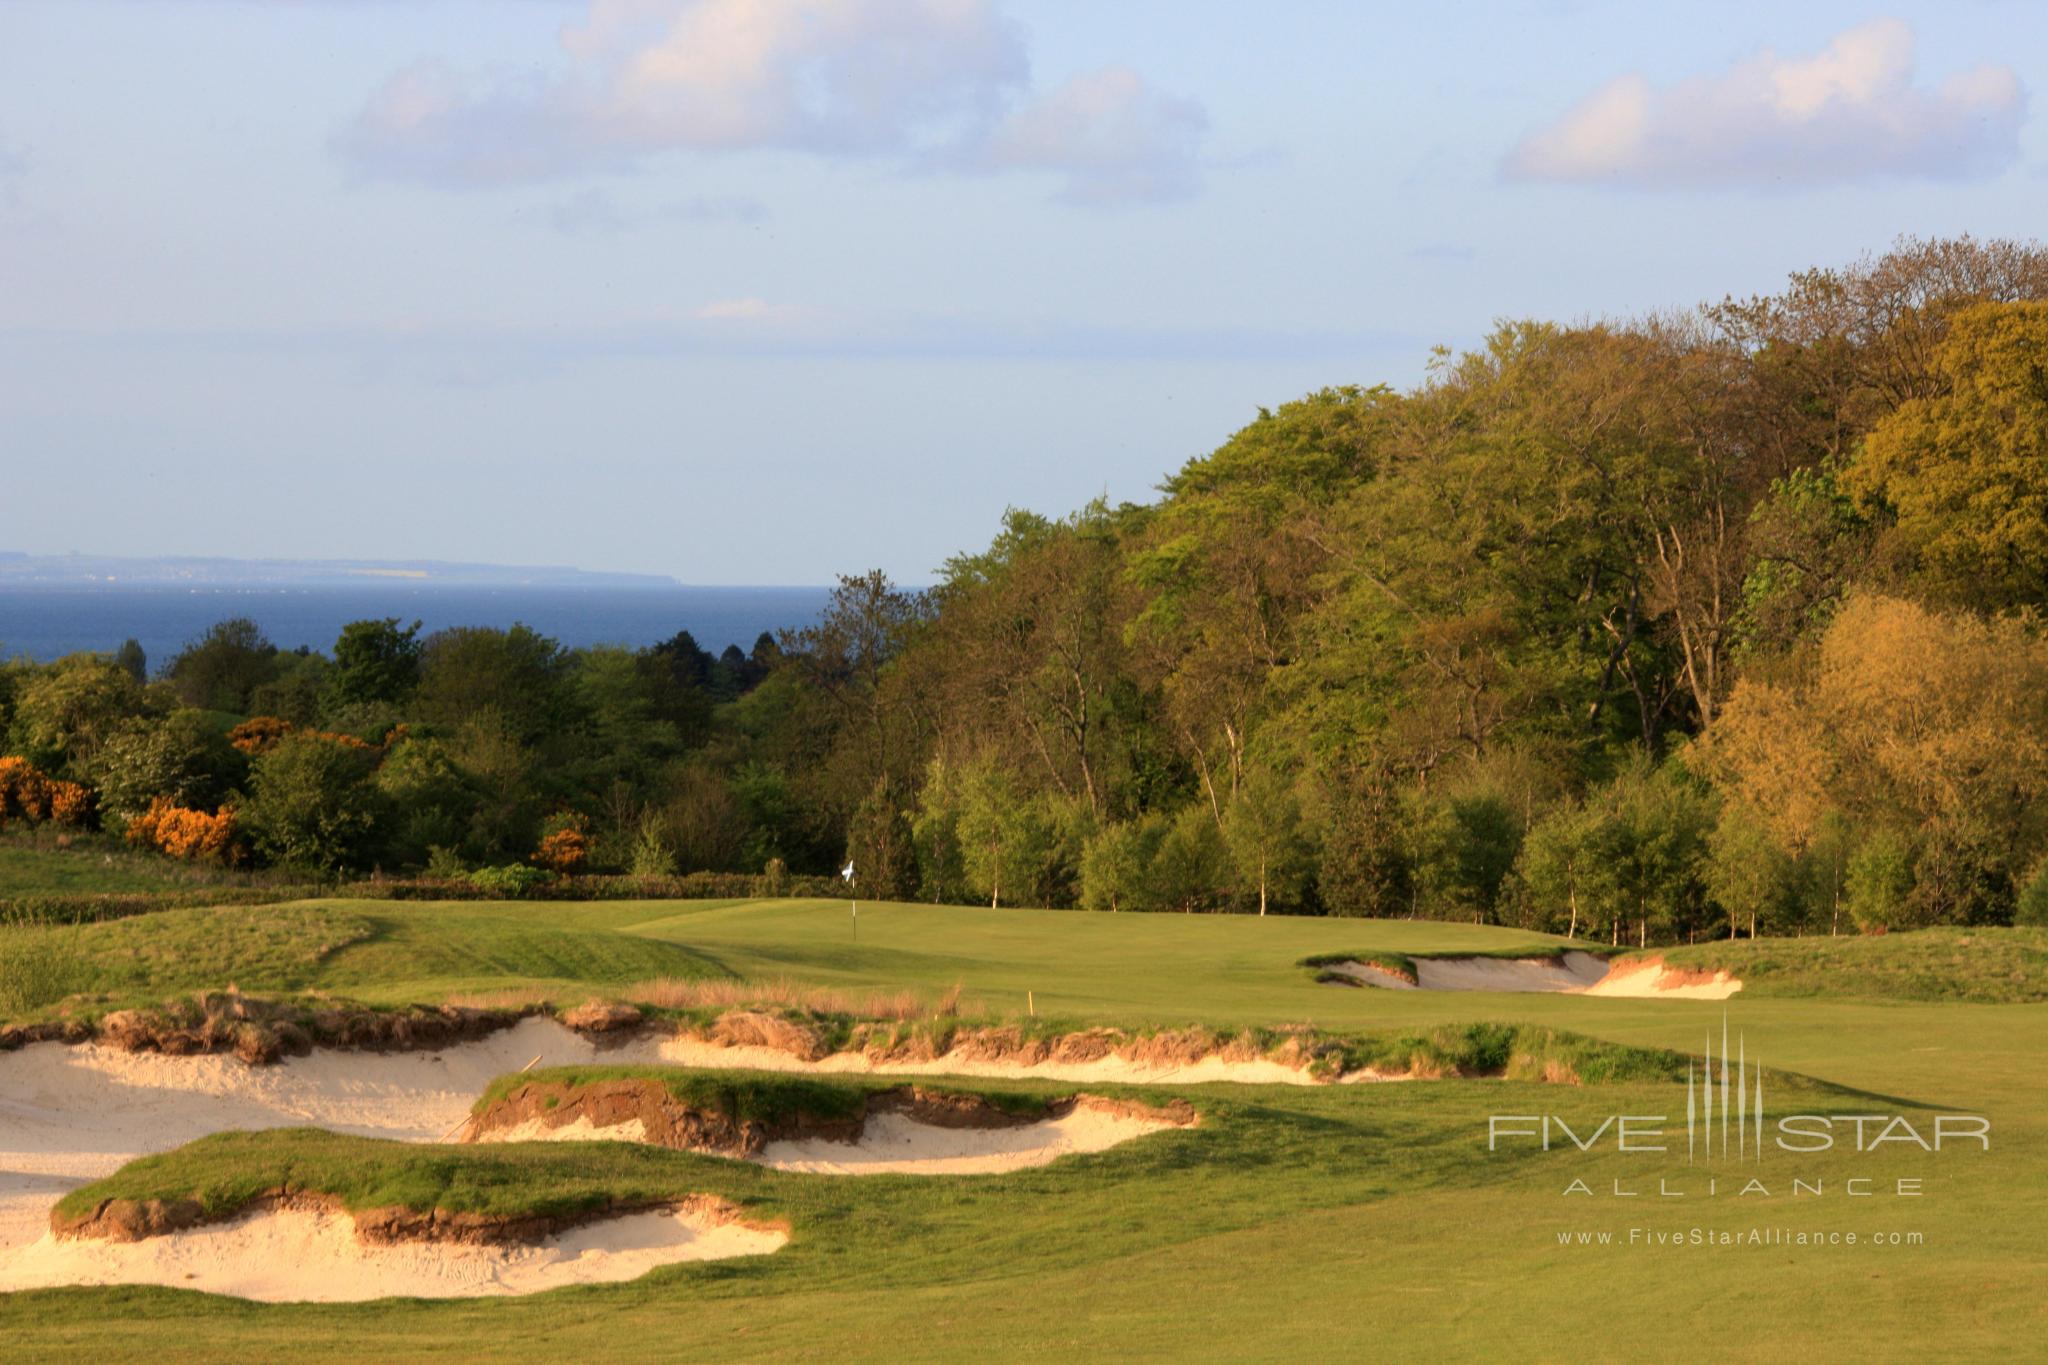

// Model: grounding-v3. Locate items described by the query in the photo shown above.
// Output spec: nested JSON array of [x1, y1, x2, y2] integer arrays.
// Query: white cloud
[[977, 67, 1206, 205], [1505, 19, 2024, 189], [339, 0, 1205, 205]]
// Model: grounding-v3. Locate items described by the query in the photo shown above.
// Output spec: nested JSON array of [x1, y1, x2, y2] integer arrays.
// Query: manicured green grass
[[4, 897, 2044, 1360], [1, 901, 735, 1023]]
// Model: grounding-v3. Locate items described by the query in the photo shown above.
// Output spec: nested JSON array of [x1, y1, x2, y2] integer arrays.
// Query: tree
[[1846, 831, 1916, 933], [1080, 816, 1167, 912], [166, 618, 279, 713], [88, 708, 245, 821], [1704, 802, 1797, 938], [845, 780, 917, 901], [1151, 803, 1230, 912], [956, 759, 1029, 908], [1315, 771, 1413, 918], [1518, 801, 1619, 939], [243, 733, 385, 873], [1223, 768, 1311, 915], [416, 625, 572, 743], [1849, 301, 2048, 609], [113, 639, 147, 684], [328, 618, 423, 710], [9, 655, 142, 772]]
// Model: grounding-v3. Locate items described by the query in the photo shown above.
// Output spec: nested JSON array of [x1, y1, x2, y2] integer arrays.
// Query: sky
[[1, 1, 2043, 585]]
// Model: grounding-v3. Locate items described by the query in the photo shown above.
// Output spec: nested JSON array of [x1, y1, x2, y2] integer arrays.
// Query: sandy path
[[0, 1204, 783, 1301]]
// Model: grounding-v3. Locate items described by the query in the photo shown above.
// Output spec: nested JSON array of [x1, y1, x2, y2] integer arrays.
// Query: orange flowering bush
[[531, 813, 592, 875], [229, 716, 376, 756], [125, 797, 245, 864], [0, 756, 96, 828]]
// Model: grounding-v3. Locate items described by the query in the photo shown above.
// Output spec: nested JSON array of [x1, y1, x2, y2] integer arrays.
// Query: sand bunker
[[1325, 951, 1740, 998], [757, 1105, 1172, 1175], [0, 1202, 782, 1301], [0, 1016, 668, 1263], [466, 1078, 1190, 1176]]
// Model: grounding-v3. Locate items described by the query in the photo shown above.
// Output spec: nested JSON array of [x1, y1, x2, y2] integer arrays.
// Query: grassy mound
[[471, 1067, 1054, 1126], [0, 901, 730, 1025], [1645, 927, 2048, 1003]]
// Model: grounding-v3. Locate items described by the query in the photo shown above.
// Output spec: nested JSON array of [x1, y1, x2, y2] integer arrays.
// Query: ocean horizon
[[0, 583, 835, 666]]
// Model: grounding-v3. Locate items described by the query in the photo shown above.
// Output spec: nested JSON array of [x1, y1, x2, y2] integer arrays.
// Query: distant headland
[[0, 552, 681, 590]]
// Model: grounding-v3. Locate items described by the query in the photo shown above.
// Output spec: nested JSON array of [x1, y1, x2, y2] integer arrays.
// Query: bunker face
[[0, 1017, 668, 1261], [473, 1090, 1188, 1176], [0, 1205, 784, 1302], [757, 1105, 1171, 1175], [1327, 952, 1741, 998]]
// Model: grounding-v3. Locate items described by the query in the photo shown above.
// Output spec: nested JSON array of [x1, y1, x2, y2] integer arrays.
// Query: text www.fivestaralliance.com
[[1556, 1228, 1926, 1249]]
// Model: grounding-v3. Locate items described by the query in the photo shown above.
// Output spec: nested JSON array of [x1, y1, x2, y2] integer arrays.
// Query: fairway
[[0, 897, 2042, 1361]]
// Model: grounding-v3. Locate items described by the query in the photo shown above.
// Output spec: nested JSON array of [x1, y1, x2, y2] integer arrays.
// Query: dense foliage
[[6, 236, 2046, 940]]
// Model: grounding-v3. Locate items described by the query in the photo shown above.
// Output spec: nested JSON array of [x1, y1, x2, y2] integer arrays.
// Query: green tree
[[1704, 802, 1798, 938], [1846, 831, 1916, 933], [1518, 800, 1619, 939], [416, 625, 572, 743], [1223, 767, 1310, 915], [244, 733, 385, 873], [844, 780, 918, 901], [1080, 816, 1167, 912], [165, 618, 279, 713], [113, 639, 147, 684], [1151, 803, 1230, 912], [1850, 301, 2048, 609], [328, 618, 423, 710], [88, 709, 244, 820], [10, 655, 142, 772]]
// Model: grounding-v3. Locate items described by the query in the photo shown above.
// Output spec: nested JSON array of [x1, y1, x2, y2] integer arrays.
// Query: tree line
[[5, 235, 2047, 939]]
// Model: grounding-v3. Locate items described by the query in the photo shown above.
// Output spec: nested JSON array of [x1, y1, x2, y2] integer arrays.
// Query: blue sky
[[1, 1, 2042, 584]]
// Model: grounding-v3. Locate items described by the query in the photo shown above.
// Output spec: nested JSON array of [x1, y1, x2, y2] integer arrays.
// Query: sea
[[0, 585, 834, 666]]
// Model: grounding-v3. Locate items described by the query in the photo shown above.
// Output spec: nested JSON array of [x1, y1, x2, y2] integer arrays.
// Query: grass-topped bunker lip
[[461, 1068, 1199, 1174]]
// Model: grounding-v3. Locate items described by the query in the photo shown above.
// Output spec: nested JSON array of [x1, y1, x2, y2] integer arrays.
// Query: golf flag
[[841, 861, 855, 882]]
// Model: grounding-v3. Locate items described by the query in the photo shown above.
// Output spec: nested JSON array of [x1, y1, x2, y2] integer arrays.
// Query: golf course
[[0, 896, 2040, 1360]]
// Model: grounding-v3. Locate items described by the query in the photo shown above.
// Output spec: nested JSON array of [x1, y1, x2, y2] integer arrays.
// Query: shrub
[[0, 757, 96, 830], [2017, 862, 2048, 928], [468, 863, 552, 896], [125, 797, 246, 864], [531, 812, 592, 875]]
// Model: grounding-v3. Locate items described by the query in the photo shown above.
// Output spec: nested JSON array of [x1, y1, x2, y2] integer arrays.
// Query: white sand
[[1577, 958, 1742, 999], [482, 1102, 1182, 1175], [1325, 950, 1741, 999], [0, 1017, 667, 1262], [0, 1204, 783, 1301], [1414, 951, 1612, 992], [758, 1105, 1175, 1175]]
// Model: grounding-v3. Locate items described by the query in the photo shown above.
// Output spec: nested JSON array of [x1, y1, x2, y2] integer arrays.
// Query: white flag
[[841, 861, 855, 882]]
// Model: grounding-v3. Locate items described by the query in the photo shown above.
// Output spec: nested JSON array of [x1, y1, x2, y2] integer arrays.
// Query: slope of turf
[[1648, 927, 2048, 1004]]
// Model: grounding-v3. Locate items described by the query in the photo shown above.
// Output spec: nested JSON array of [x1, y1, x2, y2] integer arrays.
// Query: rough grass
[[1649, 927, 2048, 1004]]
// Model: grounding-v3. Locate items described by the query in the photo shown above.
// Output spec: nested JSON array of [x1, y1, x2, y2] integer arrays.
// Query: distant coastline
[[0, 551, 682, 590]]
